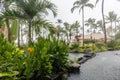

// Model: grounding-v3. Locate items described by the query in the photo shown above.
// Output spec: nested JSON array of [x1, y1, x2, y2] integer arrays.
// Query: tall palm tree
[[63, 22, 70, 43], [96, 0, 107, 43], [56, 19, 62, 40], [64, 21, 81, 43], [113, 14, 120, 38], [0, 0, 15, 43], [71, 0, 94, 46], [85, 18, 97, 33], [106, 11, 116, 28], [2, 0, 57, 43], [72, 21, 80, 35], [105, 11, 120, 39], [56, 25, 62, 40], [96, 20, 103, 33]]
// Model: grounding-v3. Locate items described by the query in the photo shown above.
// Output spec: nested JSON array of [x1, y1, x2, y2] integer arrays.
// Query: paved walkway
[[68, 51, 120, 80]]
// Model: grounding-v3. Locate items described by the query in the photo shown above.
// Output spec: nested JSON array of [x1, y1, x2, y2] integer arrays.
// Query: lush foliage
[[0, 35, 24, 80], [69, 41, 108, 53], [47, 37, 68, 73], [107, 40, 120, 50], [95, 43, 108, 51], [0, 35, 69, 80]]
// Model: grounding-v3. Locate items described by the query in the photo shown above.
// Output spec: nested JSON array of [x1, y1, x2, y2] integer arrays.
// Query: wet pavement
[[68, 51, 120, 80]]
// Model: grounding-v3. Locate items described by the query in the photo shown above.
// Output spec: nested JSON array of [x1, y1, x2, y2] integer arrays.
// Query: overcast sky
[[47, 0, 120, 24]]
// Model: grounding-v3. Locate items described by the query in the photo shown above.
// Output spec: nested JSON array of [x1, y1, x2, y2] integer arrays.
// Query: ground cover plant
[[0, 35, 69, 80]]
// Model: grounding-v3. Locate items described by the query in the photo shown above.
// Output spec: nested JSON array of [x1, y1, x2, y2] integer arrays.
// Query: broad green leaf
[[10, 20, 18, 42], [0, 71, 19, 77]]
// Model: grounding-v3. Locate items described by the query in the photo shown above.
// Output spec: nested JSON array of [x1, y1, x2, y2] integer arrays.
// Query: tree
[[106, 11, 116, 29], [2, 0, 57, 43], [96, 20, 103, 33], [115, 32, 120, 40], [0, 0, 15, 43], [56, 19, 62, 40], [85, 18, 97, 34], [96, 0, 107, 43], [72, 21, 80, 35], [63, 22, 70, 43], [71, 0, 94, 46], [106, 11, 120, 39]]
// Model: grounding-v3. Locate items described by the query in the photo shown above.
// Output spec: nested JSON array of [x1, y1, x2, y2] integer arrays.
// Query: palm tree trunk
[[114, 21, 117, 39], [69, 31, 72, 42], [110, 21, 114, 35], [67, 34, 69, 44], [28, 22, 32, 43], [57, 32, 60, 40], [6, 19, 11, 43], [21, 24, 24, 45], [18, 20, 20, 47], [82, 7, 85, 46], [102, 0, 107, 43]]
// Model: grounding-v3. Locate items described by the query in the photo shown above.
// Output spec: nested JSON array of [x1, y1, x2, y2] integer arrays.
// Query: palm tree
[[96, 20, 103, 33], [105, 11, 120, 39], [56, 19, 62, 40], [2, 0, 57, 43], [0, 0, 15, 43], [113, 14, 120, 39], [96, 0, 107, 43], [72, 21, 80, 35], [63, 22, 70, 43], [71, 0, 94, 46], [56, 25, 62, 40], [85, 18, 97, 40], [85, 18, 97, 33], [106, 11, 116, 28], [63, 21, 81, 43]]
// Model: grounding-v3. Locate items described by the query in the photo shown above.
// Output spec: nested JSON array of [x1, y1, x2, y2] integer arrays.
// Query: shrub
[[0, 35, 24, 80], [47, 37, 69, 73], [0, 35, 69, 80], [23, 37, 69, 79], [96, 43, 108, 51], [107, 40, 116, 49], [84, 39, 92, 44], [70, 42, 79, 50]]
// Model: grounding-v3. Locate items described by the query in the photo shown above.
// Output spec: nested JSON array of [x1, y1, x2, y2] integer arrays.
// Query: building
[[79, 33, 111, 42]]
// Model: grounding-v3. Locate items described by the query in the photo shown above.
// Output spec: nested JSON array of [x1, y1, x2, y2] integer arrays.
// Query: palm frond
[[71, 6, 79, 13], [79, 7, 82, 14], [14, 0, 57, 19], [73, 0, 80, 6], [1, 9, 30, 20], [95, 0, 99, 6], [85, 3, 94, 9], [31, 19, 54, 35], [44, 0, 57, 17]]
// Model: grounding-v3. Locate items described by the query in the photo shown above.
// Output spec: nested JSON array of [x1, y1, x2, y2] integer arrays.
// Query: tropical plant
[[47, 37, 68, 73], [107, 40, 117, 50], [0, 0, 16, 43], [96, 20, 103, 33], [63, 22, 70, 43], [24, 41, 52, 79], [96, 0, 107, 43], [105, 11, 117, 37], [1, 0, 57, 43], [71, 21, 80, 36], [115, 32, 120, 40], [0, 34, 24, 80], [85, 18, 97, 38], [95, 43, 107, 51], [106, 11, 116, 28], [71, 0, 94, 46]]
